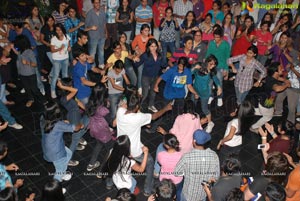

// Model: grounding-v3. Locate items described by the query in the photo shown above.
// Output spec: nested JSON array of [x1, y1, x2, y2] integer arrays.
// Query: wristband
[[261, 137, 267, 140], [270, 132, 276, 137]]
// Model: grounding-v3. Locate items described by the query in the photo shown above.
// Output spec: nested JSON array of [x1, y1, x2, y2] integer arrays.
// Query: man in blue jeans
[[116, 91, 172, 196], [85, 0, 107, 68]]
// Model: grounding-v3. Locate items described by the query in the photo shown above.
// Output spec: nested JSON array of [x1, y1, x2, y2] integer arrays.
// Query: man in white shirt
[[117, 92, 172, 196]]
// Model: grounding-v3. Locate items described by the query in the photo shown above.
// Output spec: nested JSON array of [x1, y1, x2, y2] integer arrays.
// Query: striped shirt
[[169, 48, 198, 68], [52, 10, 68, 25], [173, 0, 193, 26], [227, 54, 267, 93], [175, 148, 220, 201], [135, 5, 153, 34]]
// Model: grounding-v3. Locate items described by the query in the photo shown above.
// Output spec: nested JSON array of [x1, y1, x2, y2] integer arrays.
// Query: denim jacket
[[41, 120, 75, 162]]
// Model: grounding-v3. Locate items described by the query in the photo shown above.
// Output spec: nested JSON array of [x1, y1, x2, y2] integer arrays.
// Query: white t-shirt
[[223, 118, 242, 147], [51, 35, 70, 60], [112, 157, 136, 189], [116, 107, 152, 157]]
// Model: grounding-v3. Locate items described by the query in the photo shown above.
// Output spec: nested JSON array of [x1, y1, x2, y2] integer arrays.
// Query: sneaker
[[138, 87, 142, 95], [5, 90, 10, 96], [62, 188, 66, 194], [51, 91, 57, 99], [87, 161, 101, 172], [208, 97, 214, 104], [76, 144, 85, 151], [8, 123, 23, 130], [148, 106, 158, 113], [217, 98, 223, 107], [273, 113, 282, 117], [20, 88, 25, 94], [62, 171, 72, 181], [40, 89, 45, 96], [205, 121, 215, 133], [68, 160, 79, 167], [98, 64, 105, 69], [106, 184, 113, 190], [79, 138, 87, 146], [41, 76, 47, 82]]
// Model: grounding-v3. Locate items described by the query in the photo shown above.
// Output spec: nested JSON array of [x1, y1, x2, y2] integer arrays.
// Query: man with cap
[[175, 129, 220, 201]]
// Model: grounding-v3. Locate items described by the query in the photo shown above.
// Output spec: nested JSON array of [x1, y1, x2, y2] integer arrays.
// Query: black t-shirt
[[211, 175, 242, 201], [117, 7, 133, 31], [72, 42, 88, 58], [41, 26, 55, 52], [249, 175, 271, 201], [260, 76, 282, 107]]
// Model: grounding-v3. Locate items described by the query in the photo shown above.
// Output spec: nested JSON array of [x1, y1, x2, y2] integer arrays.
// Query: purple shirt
[[193, 0, 204, 21], [269, 45, 289, 69]]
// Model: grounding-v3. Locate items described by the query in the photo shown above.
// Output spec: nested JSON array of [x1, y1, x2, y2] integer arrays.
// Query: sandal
[[26, 100, 34, 108]]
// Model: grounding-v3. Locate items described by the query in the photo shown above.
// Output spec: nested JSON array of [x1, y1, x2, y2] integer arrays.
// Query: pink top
[[202, 33, 229, 42], [170, 113, 202, 154], [157, 151, 183, 184]]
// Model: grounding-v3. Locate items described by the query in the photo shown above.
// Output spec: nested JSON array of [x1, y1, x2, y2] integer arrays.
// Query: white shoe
[[217, 98, 223, 107], [62, 171, 72, 181], [98, 64, 105, 69], [205, 121, 215, 133], [148, 106, 158, 113], [20, 88, 25, 94], [79, 138, 87, 145], [40, 89, 45, 96], [138, 88, 142, 95], [51, 91, 57, 99], [208, 97, 214, 105], [62, 188, 66, 194], [8, 123, 23, 130]]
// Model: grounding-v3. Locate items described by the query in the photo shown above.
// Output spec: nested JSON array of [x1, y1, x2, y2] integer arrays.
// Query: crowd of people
[[0, 0, 300, 200]]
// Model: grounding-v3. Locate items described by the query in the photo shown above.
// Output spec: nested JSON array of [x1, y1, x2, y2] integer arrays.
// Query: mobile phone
[[257, 144, 266, 149], [171, 99, 175, 105]]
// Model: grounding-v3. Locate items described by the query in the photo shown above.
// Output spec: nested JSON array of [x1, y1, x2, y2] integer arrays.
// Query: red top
[[255, 29, 272, 55], [268, 136, 290, 154], [231, 29, 256, 56], [76, 0, 83, 15], [152, 2, 169, 27], [202, 0, 213, 19]]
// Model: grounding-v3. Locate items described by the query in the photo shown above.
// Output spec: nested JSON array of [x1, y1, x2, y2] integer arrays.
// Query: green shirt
[[206, 40, 231, 70]]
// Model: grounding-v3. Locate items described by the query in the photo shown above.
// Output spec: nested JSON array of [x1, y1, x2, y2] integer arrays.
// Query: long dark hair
[[41, 179, 65, 201], [196, 54, 218, 76], [54, 23, 67, 39], [237, 100, 255, 135], [241, 16, 255, 35], [28, 5, 44, 27], [42, 102, 62, 133], [222, 13, 233, 27], [86, 84, 108, 117], [57, 77, 73, 98], [182, 11, 197, 30], [260, 12, 274, 25], [102, 135, 131, 178], [183, 99, 199, 119], [163, 134, 180, 152], [44, 15, 55, 29], [145, 38, 160, 58]]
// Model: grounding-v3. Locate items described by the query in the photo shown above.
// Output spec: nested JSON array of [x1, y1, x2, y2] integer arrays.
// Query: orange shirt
[[286, 165, 300, 201], [131, 34, 154, 53]]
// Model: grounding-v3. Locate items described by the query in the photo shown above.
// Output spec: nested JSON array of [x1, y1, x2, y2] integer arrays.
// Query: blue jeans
[[161, 41, 175, 67], [109, 93, 123, 120], [154, 143, 165, 175], [235, 87, 249, 105], [129, 177, 137, 193], [134, 153, 154, 194], [35, 66, 45, 93], [89, 38, 106, 66], [125, 64, 137, 87], [176, 180, 183, 201], [0, 84, 7, 103], [78, 97, 89, 106], [69, 115, 89, 153], [0, 101, 16, 125], [53, 146, 72, 182], [137, 64, 144, 89], [51, 59, 69, 92]]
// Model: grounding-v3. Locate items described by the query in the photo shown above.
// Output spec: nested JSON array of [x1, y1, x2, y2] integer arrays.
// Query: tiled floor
[[2, 78, 297, 201]]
